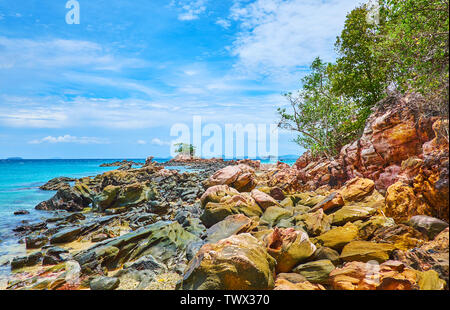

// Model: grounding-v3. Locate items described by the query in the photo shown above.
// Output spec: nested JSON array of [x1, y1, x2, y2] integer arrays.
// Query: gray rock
[[11, 252, 43, 270], [25, 235, 49, 249], [89, 276, 120, 290], [408, 215, 449, 239], [50, 226, 83, 244]]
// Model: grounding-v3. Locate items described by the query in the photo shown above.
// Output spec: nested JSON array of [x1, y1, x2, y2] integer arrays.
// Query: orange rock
[[384, 181, 433, 222]]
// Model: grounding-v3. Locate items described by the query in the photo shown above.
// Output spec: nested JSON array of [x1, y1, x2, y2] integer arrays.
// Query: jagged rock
[[293, 259, 335, 284], [39, 177, 76, 191], [308, 247, 341, 265], [340, 241, 396, 263], [339, 178, 375, 202], [291, 192, 326, 207], [205, 165, 256, 192], [294, 209, 332, 236], [25, 235, 49, 249], [251, 189, 279, 210], [312, 222, 359, 251], [11, 252, 43, 270], [205, 214, 257, 244], [95, 182, 158, 212], [50, 226, 83, 244], [264, 228, 316, 273], [35, 182, 94, 212], [200, 193, 262, 227], [370, 224, 427, 250], [74, 221, 199, 275], [309, 192, 344, 213], [179, 234, 276, 290], [356, 216, 396, 240], [384, 181, 433, 222]]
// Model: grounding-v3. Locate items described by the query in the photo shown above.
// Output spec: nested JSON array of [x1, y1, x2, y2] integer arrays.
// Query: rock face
[[179, 234, 276, 290], [205, 165, 256, 192], [291, 94, 448, 223]]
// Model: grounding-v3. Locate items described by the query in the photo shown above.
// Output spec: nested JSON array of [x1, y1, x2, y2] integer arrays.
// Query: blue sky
[[0, 0, 360, 159]]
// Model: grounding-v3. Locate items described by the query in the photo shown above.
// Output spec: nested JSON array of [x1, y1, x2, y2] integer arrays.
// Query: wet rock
[[293, 259, 335, 284], [11, 252, 43, 270], [90, 276, 120, 290], [50, 226, 83, 244], [264, 228, 316, 273], [14, 210, 30, 216], [74, 221, 200, 274], [407, 215, 449, 239], [123, 254, 166, 273], [179, 234, 276, 290], [40, 177, 76, 191], [35, 183, 93, 212], [25, 235, 49, 249]]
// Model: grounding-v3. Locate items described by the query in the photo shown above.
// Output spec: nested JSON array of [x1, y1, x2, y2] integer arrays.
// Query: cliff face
[[290, 93, 449, 222]]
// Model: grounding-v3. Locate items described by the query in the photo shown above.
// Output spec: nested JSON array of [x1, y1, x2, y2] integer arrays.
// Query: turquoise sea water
[[0, 157, 294, 280]]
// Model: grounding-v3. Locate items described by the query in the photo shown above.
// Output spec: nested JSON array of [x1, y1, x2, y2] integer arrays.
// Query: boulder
[[339, 178, 375, 202], [370, 224, 427, 251], [205, 214, 258, 244], [11, 252, 43, 270], [50, 226, 83, 244], [407, 215, 449, 239], [200, 185, 239, 207], [274, 273, 325, 290], [260, 206, 292, 228], [251, 189, 279, 210], [294, 209, 332, 236], [264, 228, 316, 273], [200, 193, 263, 227], [312, 222, 359, 251], [35, 182, 93, 212], [309, 192, 344, 213], [205, 165, 256, 192], [90, 277, 120, 290], [308, 247, 341, 265], [293, 259, 335, 284], [179, 234, 276, 290], [384, 181, 433, 222], [25, 235, 49, 249]]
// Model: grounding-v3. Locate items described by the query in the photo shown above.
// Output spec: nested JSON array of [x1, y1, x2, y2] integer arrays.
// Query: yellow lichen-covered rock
[[200, 193, 263, 227], [200, 185, 239, 207], [179, 233, 276, 290], [339, 178, 375, 203], [260, 206, 292, 227], [274, 273, 325, 290], [417, 270, 446, 290], [340, 241, 395, 263], [384, 181, 433, 222], [312, 222, 359, 251], [356, 216, 396, 240], [295, 209, 332, 236], [291, 192, 326, 207], [329, 260, 419, 290], [264, 228, 316, 273]]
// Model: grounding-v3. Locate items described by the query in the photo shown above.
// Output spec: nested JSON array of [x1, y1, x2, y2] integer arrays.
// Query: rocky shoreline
[[2, 95, 449, 291]]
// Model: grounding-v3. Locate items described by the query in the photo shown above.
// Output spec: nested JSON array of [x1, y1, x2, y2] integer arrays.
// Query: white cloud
[[137, 140, 147, 145], [151, 138, 172, 146], [28, 135, 109, 144], [173, 0, 208, 21], [216, 18, 231, 29], [228, 0, 359, 80], [0, 37, 148, 71]]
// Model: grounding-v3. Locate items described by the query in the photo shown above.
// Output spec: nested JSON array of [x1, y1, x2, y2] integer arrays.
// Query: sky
[[0, 0, 361, 159]]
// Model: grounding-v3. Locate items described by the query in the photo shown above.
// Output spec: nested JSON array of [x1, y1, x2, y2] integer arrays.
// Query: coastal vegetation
[[278, 0, 449, 157]]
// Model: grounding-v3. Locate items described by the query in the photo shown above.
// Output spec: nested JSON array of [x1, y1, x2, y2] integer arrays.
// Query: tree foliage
[[278, 0, 449, 158], [174, 143, 196, 156], [278, 58, 359, 158]]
